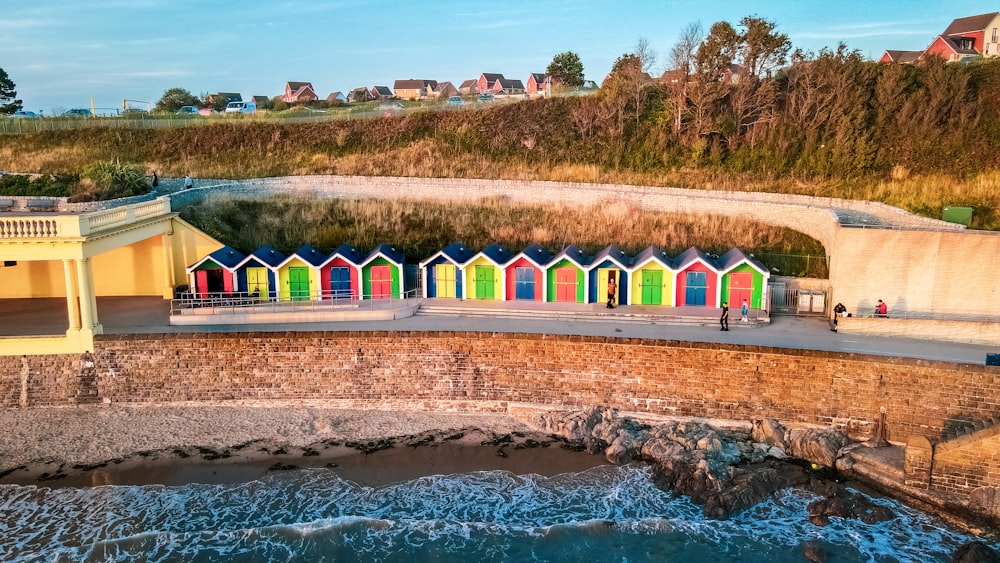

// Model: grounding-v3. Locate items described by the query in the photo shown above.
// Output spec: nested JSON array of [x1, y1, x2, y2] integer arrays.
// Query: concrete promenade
[[1, 296, 993, 365]]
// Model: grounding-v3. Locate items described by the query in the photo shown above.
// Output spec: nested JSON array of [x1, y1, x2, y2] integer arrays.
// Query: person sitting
[[832, 302, 847, 331], [875, 299, 887, 317]]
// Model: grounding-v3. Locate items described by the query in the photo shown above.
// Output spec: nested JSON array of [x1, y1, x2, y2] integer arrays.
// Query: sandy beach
[[0, 402, 608, 487]]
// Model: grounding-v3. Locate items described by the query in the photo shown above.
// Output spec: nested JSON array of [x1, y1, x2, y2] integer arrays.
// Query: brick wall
[[932, 429, 1000, 495], [4, 331, 994, 440]]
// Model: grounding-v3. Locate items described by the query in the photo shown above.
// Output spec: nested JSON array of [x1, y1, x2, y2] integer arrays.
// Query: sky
[[3, 0, 1000, 114]]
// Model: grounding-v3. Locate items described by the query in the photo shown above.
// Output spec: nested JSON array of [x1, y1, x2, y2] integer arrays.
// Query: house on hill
[[207, 92, 241, 105], [477, 73, 505, 94], [283, 81, 318, 103], [526, 73, 549, 96], [370, 85, 394, 100], [923, 12, 1000, 61], [326, 91, 347, 103], [394, 79, 437, 100], [431, 81, 459, 98], [879, 50, 922, 64], [349, 87, 374, 102], [250, 95, 270, 106], [458, 79, 478, 95]]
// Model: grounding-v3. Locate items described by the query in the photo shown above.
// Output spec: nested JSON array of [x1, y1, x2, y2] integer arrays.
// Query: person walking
[[151, 171, 159, 191], [720, 301, 729, 331], [184, 175, 193, 190], [740, 299, 749, 323], [606, 275, 617, 309]]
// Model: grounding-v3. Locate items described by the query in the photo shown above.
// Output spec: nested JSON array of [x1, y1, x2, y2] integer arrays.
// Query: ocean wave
[[0, 466, 996, 562]]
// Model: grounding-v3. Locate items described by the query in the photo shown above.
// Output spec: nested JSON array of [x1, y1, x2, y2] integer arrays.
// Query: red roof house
[[283, 81, 318, 103], [526, 73, 549, 96]]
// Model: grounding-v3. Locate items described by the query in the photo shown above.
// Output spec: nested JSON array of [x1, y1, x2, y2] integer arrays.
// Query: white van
[[224, 101, 256, 114]]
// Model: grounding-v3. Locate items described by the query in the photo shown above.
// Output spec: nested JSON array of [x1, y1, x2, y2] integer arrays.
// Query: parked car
[[224, 101, 256, 114], [9, 110, 40, 118], [477, 93, 494, 103], [176, 106, 199, 115], [446, 96, 464, 105], [63, 108, 92, 117], [198, 108, 216, 116]]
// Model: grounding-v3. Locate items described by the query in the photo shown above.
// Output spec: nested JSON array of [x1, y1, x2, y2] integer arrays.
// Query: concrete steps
[[942, 417, 1000, 442], [415, 304, 764, 327]]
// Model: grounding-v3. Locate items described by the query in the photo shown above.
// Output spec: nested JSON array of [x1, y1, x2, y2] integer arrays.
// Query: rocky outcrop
[[806, 481, 895, 526], [524, 407, 858, 520], [950, 541, 1000, 563]]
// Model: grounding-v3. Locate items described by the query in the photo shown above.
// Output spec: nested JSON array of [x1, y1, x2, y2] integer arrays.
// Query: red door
[[728, 272, 752, 308], [371, 265, 392, 299], [555, 267, 577, 302]]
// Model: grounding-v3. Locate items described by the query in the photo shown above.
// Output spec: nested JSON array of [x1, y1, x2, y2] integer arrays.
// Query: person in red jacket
[[875, 299, 887, 317]]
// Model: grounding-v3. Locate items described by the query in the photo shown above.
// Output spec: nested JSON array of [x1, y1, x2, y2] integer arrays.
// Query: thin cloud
[[473, 18, 546, 30]]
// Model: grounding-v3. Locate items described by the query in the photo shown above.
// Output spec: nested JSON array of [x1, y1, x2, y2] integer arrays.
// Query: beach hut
[[461, 243, 512, 300], [358, 244, 405, 299], [546, 245, 592, 303], [627, 246, 675, 306], [318, 243, 364, 300], [186, 246, 245, 297], [586, 245, 631, 306], [275, 244, 325, 302], [673, 247, 721, 307], [234, 246, 285, 300], [716, 247, 769, 310], [420, 242, 474, 299], [504, 244, 553, 301]]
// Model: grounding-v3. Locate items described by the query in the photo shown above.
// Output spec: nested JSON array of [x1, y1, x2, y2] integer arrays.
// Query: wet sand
[[0, 404, 607, 488]]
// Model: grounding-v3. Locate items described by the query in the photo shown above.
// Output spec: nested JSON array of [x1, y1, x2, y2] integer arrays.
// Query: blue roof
[[589, 245, 632, 269], [207, 246, 245, 269], [716, 247, 768, 275], [325, 243, 365, 265], [552, 244, 594, 268], [293, 244, 328, 267], [517, 243, 554, 268], [479, 243, 514, 266], [362, 243, 404, 266], [247, 245, 287, 268], [630, 245, 674, 270], [674, 246, 718, 271], [433, 241, 475, 265]]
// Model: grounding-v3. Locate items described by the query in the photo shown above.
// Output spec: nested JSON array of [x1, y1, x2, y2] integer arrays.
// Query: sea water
[[0, 465, 995, 562]]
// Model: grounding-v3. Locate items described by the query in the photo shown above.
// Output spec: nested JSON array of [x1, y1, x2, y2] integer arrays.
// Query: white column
[[76, 257, 103, 335], [63, 259, 81, 332], [161, 233, 176, 298]]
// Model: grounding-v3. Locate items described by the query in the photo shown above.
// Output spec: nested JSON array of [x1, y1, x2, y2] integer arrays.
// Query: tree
[[155, 87, 200, 112], [546, 51, 585, 88], [0, 67, 23, 115]]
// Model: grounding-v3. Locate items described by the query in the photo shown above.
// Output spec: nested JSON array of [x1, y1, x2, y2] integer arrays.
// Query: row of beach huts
[[185, 242, 771, 309]]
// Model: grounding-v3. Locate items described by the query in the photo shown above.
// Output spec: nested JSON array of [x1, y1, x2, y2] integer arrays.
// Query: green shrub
[[74, 160, 150, 201], [0, 173, 76, 197]]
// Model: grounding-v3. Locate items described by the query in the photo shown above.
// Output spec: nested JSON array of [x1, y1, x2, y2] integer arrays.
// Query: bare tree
[[665, 22, 703, 135]]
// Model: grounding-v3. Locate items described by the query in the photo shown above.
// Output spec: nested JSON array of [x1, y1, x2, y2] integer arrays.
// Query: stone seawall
[[3, 331, 997, 443]]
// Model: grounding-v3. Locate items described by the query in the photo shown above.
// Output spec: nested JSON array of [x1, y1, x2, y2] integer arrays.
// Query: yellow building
[[0, 197, 222, 355]]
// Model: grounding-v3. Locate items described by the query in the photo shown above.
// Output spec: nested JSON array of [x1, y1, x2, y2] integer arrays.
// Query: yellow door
[[435, 264, 456, 298], [247, 267, 269, 299]]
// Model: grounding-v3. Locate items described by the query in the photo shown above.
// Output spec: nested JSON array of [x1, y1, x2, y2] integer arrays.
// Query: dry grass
[[180, 195, 828, 277]]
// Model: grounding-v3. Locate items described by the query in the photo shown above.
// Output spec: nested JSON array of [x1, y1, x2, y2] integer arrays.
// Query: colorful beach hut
[[716, 247, 769, 310], [546, 245, 592, 303], [358, 244, 404, 299], [420, 242, 474, 299], [586, 245, 631, 306], [674, 247, 721, 307], [318, 243, 364, 300], [186, 246, 245, 297], [504, 244, 553, 301], [234, 246, 286, 300], [275, 244, 324, 301], [461, 243, 512, 301], [627, 246, 675, 306]]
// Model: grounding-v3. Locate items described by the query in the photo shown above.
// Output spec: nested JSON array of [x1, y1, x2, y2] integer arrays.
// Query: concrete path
[[2, 297, 992, 365]]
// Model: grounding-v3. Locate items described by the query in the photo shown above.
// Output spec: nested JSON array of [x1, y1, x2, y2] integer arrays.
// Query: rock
[[950, 541, 1000, 563], [703, 464, 788, 518], [970, 487, 1000, 519], [802, 541, 825, 563], [786, 428, 849, 468], [752, 418, 788, 449], [767, 446, 787, 459], [807, 487, 894, 525]]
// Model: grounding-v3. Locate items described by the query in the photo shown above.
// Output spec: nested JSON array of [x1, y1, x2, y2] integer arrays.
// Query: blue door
[[330, 266, 351, 299], [515, 267, 535, 300], [685, 271, 707, 306]]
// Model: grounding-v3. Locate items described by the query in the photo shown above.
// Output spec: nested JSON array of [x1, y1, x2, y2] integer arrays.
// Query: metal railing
[[170, 288, 422, 316]]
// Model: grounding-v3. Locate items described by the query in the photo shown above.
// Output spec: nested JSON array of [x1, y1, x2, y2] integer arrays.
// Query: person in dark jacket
[[720, 302, 729, 331]]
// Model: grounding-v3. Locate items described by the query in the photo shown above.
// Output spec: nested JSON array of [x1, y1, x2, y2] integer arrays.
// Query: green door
[[475, 265, 495, 299], [289, 266, 310, 301], [640, 269, 662, 305]]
